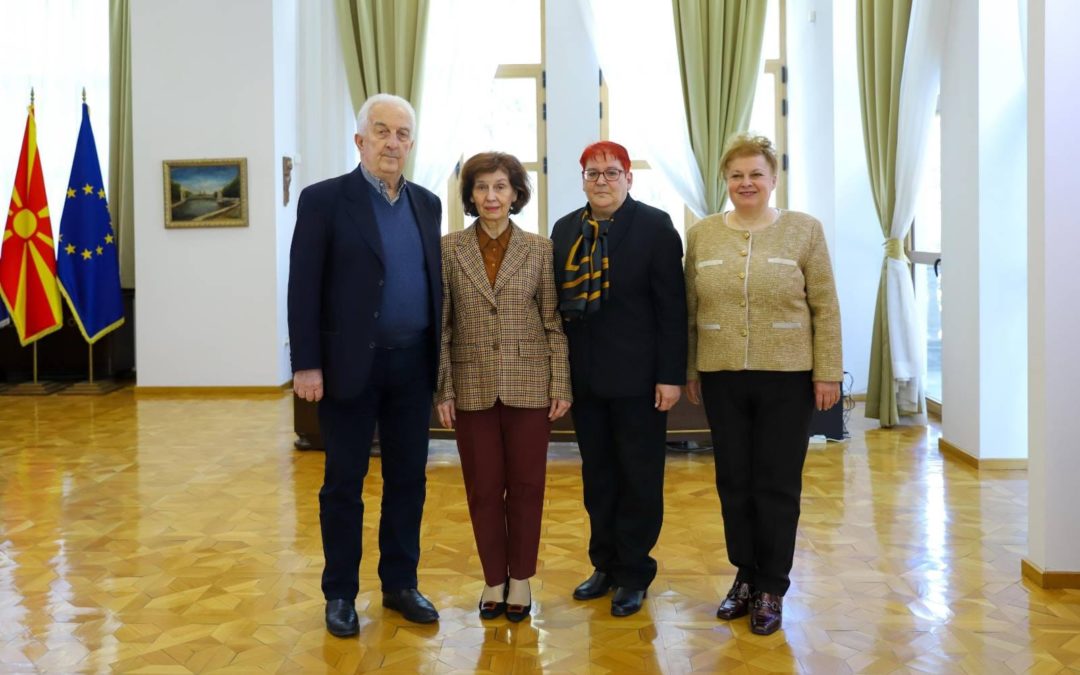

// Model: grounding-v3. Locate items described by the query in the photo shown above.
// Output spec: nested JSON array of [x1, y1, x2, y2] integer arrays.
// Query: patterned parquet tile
[[1, 390, 1078, 673]]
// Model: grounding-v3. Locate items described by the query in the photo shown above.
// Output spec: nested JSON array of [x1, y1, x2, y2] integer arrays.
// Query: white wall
[[941, 0, 1028, 459], [941, 0, 981, 452], [787, 0, 880, 397], [1027, 0, 1080, 573], [273, 0, 299, 385], [132, 0, 294, 387]]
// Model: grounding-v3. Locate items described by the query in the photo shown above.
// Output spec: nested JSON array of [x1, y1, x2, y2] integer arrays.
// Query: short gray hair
[[356, 93, 417, 136]]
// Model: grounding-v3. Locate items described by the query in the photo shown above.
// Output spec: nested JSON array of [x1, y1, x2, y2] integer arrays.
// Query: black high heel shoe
[[479, 580, 507, 620]]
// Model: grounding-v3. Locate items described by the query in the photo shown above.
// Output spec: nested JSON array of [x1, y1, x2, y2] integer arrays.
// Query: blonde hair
[[720, 133, 778, 177]]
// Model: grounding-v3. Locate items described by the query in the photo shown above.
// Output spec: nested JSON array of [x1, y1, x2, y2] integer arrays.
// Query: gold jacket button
[[738, 272, 745, 279]]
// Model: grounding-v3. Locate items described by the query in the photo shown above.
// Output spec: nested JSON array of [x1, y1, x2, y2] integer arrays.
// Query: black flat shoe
[[325, 598, 359, 637], [573, 570, 612, 600], [611, 587, 646, 617], [479, 599, 507, 620], [382, 588, 439, 624], [505, 601, 531, 622]]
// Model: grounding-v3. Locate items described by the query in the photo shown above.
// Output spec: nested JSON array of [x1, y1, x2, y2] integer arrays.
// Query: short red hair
[[579, 141, 631, 172]]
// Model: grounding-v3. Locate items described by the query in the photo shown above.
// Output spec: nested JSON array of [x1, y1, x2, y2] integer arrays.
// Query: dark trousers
[[571, 393, 667, 590], [454, 401, 550, 586], [700, 370, 814, 596], [317, 342, 433, 600]]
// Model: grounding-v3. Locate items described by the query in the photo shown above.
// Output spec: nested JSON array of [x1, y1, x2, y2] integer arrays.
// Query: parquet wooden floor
[[1, 390, 1078, 674]]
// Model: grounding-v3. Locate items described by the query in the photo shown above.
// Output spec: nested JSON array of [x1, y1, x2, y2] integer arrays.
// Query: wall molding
[[938, 437, 1027, 471], [1022, 558, 1080, 589], [136, 385, 290, 396]]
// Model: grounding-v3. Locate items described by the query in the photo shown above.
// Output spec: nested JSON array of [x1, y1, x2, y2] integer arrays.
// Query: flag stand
[[59, 340, 124, 395], [2, 343, 70, 395]]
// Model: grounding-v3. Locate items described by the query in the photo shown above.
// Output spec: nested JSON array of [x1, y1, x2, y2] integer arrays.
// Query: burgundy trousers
[[454, 400, 551, 585]]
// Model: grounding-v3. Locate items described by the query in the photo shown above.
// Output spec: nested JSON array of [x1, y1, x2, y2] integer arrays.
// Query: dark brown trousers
[[454, 400, 551, 585]]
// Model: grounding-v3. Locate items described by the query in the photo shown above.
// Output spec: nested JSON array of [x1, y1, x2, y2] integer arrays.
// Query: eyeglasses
[[582, 168, 625, 182]]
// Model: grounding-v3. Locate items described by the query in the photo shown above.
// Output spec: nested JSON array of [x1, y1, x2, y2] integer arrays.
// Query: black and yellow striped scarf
[[559, 209, 610, 319]]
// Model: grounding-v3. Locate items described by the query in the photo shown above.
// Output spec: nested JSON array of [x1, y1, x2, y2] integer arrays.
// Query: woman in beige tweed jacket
[[435, 152, 571, 622], [685, 134, 842, 636]]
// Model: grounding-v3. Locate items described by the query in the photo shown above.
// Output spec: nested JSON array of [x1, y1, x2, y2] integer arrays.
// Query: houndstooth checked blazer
[[436, 221, 572, 411]]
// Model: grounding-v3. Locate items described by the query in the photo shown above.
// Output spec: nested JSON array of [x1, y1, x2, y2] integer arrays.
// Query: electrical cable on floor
[[842, 371, 855, 439]]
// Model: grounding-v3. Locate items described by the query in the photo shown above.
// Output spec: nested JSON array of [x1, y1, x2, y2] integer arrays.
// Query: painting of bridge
[[163, 158, 248, 228]]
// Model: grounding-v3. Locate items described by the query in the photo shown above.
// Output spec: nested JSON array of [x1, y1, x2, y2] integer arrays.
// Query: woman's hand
[[814, 381, 841, 411], [549, 399, 571, 421], [686, 379, 701, 405], [436, 400, 456, 429]]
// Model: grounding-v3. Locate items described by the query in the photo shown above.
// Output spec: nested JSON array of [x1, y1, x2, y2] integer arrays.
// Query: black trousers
[[571, 393, 667, 590], [700, 370, 814, 596], [317, 342, 433, 601]]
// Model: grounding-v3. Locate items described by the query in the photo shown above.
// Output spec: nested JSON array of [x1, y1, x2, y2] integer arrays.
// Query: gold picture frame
[[163, 157, 248, 228]]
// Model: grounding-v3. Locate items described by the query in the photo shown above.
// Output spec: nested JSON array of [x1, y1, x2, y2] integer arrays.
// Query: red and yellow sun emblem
[[0, 104, 63, 346]]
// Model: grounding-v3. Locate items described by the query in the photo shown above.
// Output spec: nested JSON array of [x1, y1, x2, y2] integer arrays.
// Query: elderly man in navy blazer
[[288, 93, 443, 636]]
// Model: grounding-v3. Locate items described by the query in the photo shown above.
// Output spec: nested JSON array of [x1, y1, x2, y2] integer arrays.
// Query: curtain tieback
[[884, 238, 909, 262]]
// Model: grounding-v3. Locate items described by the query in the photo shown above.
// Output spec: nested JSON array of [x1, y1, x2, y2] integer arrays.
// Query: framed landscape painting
[[163, 158, 248, 228]]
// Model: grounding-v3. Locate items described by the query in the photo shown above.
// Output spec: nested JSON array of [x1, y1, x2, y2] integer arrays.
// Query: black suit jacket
[[288, 165, 442, 400], [550, 195, 687, 399]]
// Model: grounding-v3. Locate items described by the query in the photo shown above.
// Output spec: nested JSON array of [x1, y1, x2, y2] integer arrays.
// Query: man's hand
[[293, 369, 324, 402], [436, 400, 456, 429], [814, 381, 841, 411], [655, 383, 681, 411], [548, 399, 571, 421]]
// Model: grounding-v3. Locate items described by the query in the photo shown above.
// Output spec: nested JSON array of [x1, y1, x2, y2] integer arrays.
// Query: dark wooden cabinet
[[292, 391, 714, 451], [0, 290, 135, 383]]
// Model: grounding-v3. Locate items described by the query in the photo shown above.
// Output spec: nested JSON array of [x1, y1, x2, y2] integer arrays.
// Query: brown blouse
[[477, 225, 512, 286]]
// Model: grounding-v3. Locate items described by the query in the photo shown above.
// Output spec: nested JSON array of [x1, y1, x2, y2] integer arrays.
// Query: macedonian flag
[[0, 102, 63, 346]]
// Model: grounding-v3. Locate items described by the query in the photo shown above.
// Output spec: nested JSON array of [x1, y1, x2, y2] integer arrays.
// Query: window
[[0, 0, 110, 216], [601, 0, 788, 240], [747, 0, 787, 209], [444, 0, 546, 235], [911, 109, 942, 404]]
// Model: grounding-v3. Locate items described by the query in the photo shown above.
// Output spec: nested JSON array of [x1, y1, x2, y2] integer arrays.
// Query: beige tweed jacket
[[685, 210, 843, 382], [437, 221, 572, 410]]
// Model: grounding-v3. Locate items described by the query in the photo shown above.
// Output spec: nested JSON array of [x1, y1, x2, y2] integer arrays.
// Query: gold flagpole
[[88, 345, 94, 384]]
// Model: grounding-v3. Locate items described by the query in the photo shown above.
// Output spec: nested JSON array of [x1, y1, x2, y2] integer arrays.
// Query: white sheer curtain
[[410, 0, 503, 193], [0, 0, 109, 221], [888, 0, 952, 419], [579, 0, 709, 219]]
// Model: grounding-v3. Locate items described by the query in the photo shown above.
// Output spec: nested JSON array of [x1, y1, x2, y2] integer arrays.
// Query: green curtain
[[109, 0, 134, 289], [336, 0, 428, 111], [672, 0, 767, 214], [857, 0, 912, 426]]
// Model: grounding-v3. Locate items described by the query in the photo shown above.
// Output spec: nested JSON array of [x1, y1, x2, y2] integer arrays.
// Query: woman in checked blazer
[[435, 152, 572, 623]]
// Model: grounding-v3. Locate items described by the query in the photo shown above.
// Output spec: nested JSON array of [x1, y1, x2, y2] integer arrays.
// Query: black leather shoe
[[716, 580, 753, 620], [573, 570, 613, 600], [750, 591, 783, 635], [610, 587, 646, 617], [325, 598, 359, 637], [382, 588, 439, 624]]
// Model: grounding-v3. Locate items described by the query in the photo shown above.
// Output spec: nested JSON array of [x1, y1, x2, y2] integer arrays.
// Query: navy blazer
[[550, 195, 688, 399], [288, 165, 443, 400]]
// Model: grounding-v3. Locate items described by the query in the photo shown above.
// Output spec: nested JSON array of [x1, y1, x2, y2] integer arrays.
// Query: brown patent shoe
[[716, 580, 753, 620], [749, 591, 783, 635]]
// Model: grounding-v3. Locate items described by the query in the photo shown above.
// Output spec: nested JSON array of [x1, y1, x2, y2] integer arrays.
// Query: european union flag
[[57, 103, 124, 343]]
